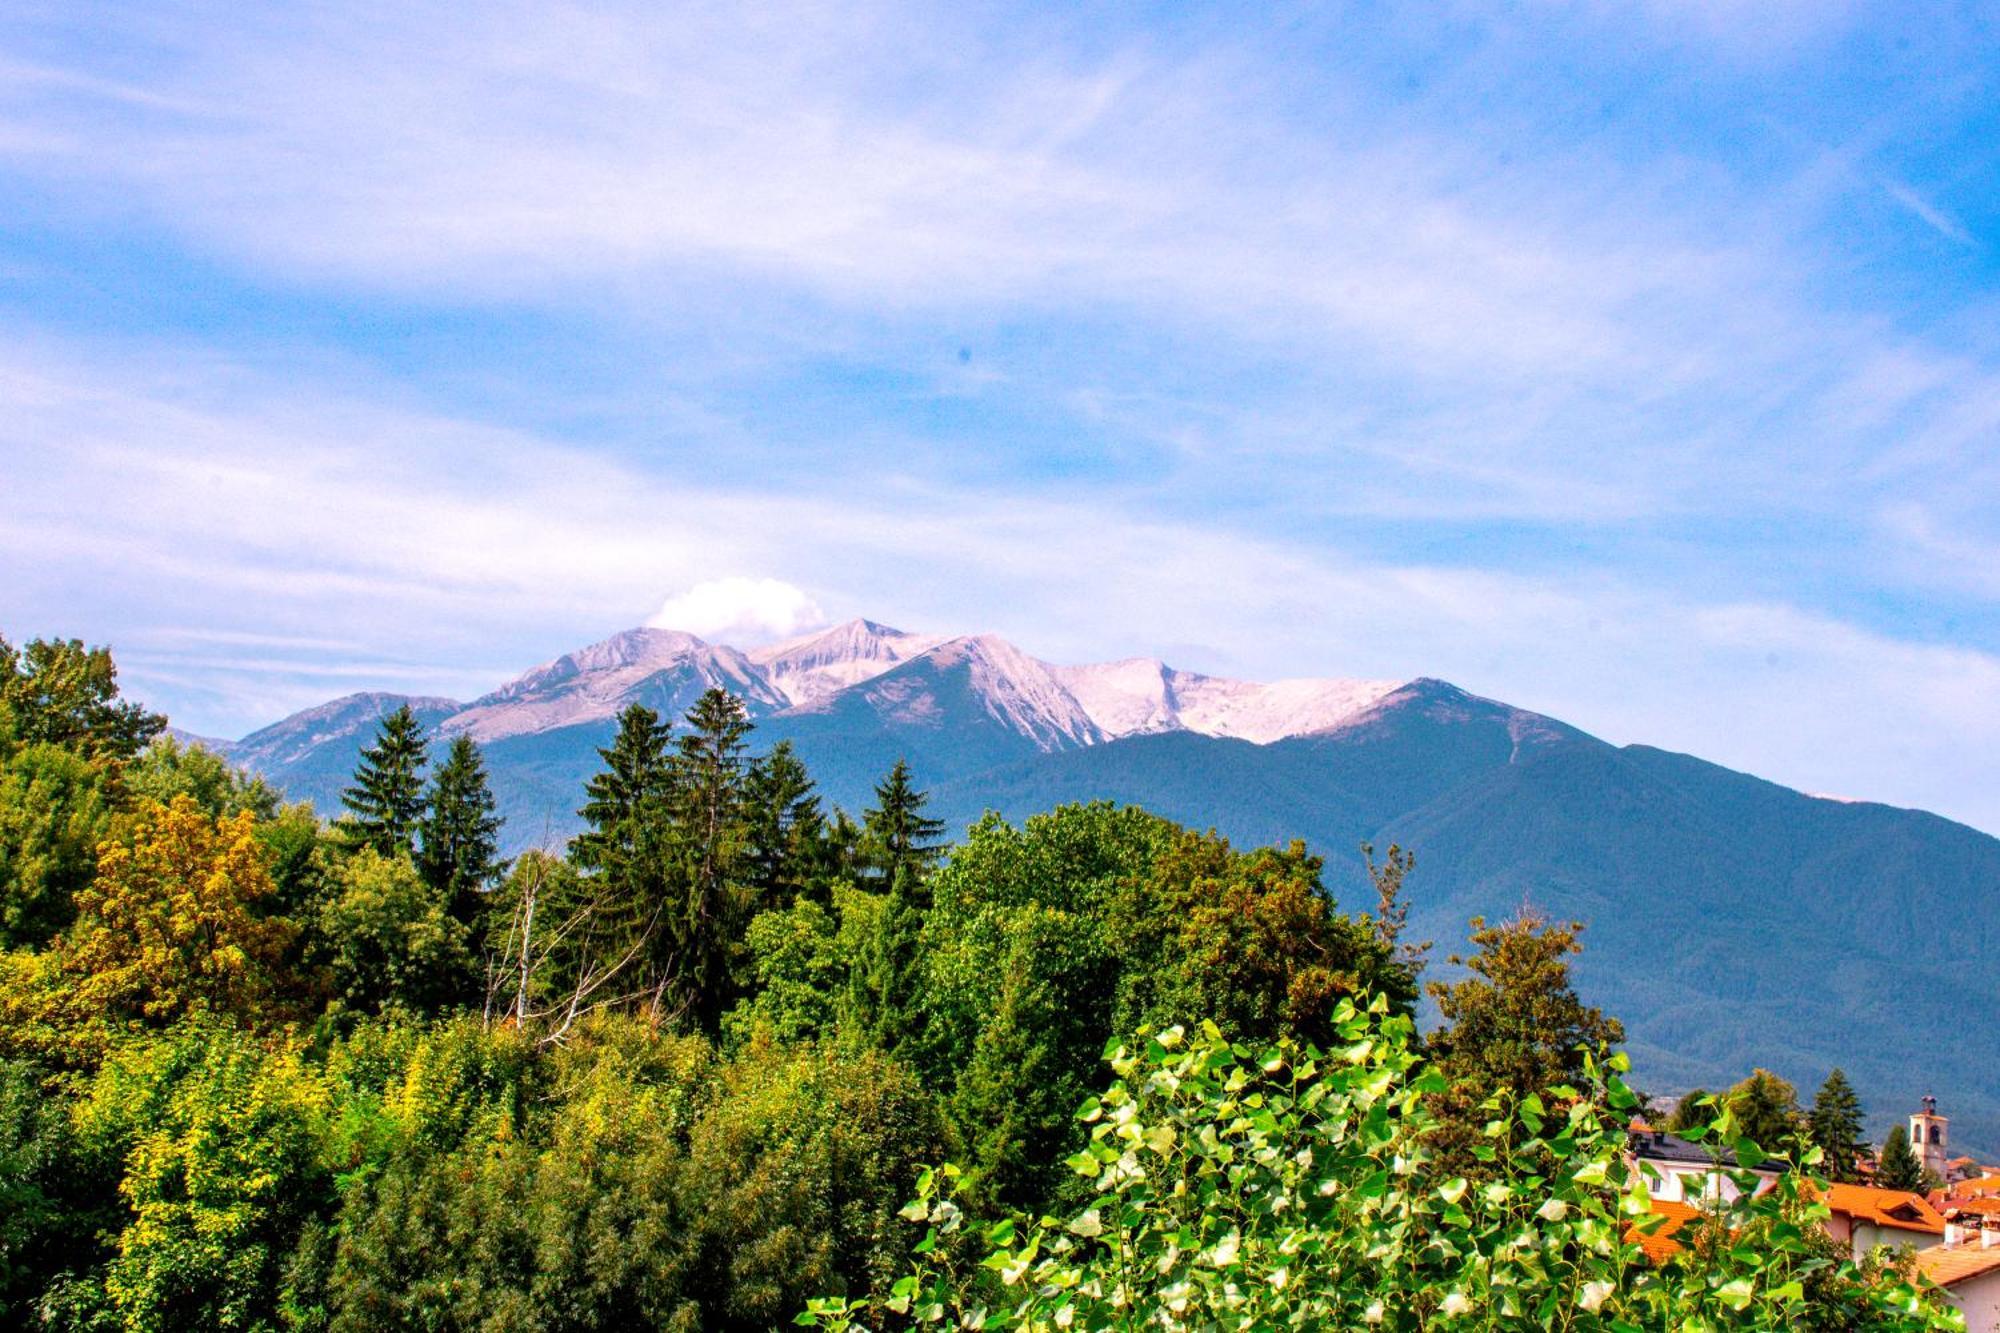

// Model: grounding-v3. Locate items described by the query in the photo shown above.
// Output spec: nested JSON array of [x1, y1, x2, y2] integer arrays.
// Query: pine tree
[[416, 735, 504, 927], [662, 689, 754, 1033], [340, 705, 430, 856], [1877, 1123, 1922, 1192], [1808, 1068, 1867, 1183], [862, 759, 945, 888], [568, 704, 674, 977], [743, 740, 828, 909]]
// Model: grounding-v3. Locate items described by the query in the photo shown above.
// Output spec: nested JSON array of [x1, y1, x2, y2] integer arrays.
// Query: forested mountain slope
[[219, 628, 2000, 1149]]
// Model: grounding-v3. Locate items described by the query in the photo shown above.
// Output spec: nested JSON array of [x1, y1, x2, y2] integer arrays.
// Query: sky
[[2, 1, 1999, 831]]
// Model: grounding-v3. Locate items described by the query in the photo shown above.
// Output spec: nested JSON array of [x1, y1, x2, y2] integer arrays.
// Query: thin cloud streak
[[2, 330, 1996, 833]]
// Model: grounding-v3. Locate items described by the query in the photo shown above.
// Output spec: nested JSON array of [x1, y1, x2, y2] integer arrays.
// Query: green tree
[[73, 1025, 332, 1332], [852, 862, 930, 1060], [1725, 1068, 1804, 1155], [662, 688, 754, 1032], [0, 740, 111, 949], [0, 634, 165, 763], [743, 740, 829, 909], [803, 995, 1958, 1333], [1142, 836, 1420, 1044], [569, 702, 673, 964], [1877, 1122, 1923, 1192], [0, 1058, 114, 1324], [416, 734, 504, 926], [125, 735, 281, 820], [862, 759, 945, 888], [1425, 911, 1624, 1169], [1808, 1068, 1867, 1182], [340, 704, 430, 856], [1668, 1089, 1713, 1134], [315, 847, 470, 1014]]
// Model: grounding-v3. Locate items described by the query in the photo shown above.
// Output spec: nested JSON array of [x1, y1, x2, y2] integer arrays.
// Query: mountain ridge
[[209, 618, 2000, 1153]]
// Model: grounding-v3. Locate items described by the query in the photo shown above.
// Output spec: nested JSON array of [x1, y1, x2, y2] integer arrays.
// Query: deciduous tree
[[1425, 911, 1623, 1168], [0, 634, 165, 764], [66, 796, 295, 1025], [0, 741, 110, 949]]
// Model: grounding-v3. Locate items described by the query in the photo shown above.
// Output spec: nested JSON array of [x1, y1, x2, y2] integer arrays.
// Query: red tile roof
[[1627, 1198, 1704, 1263], [1820, 1183, 1947, 1235]]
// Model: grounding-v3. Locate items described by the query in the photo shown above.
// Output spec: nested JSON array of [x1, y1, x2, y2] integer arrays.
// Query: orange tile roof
[[1916, 1244, 2000, 1288], [1957, 1175, 2000, 1198], [1820, 1183, 1947, 1235], [1627, 1198, 1704, 1264], [1946, 1197, 2000, 1218]]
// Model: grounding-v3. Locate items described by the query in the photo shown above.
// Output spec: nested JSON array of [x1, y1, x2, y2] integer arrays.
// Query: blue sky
[[3, 1, 1999, 830]]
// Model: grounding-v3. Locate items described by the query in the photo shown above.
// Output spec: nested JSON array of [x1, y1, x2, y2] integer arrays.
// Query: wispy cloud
[[3, 329, 1997, 832], [0, 2, 1995, 831]]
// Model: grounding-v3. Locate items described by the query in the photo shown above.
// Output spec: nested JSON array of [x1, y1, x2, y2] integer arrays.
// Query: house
[[1627, 1127, 1781, 1205], [1625, 1198, 1703, 1263], [1917, 1240, 2000, 1333], [1817, 1183, 1945, 1262]]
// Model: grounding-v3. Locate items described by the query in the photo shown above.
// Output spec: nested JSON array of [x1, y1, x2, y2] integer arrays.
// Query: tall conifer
[[1808, 1068, 1867, 1183], [862, 758, 945, 888], [855, 860, 928, 1059], [663, 688, 752, 1032], [569, 703, 673, 967], [743, 740, 827, 908], [340, 704, 430, 856], [417, 734, 504, 925], [1877, 1123, 1922, 1192]]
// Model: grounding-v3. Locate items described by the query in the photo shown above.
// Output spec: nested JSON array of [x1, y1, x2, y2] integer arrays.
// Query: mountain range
[[212, 619, 2000, 1154]]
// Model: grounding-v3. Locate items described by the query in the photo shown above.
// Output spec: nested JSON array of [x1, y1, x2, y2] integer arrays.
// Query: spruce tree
[[1808, 1068, 1867, 1183], [569, 703, 674, 971], [743, 740, 828, 909], [340, 704, 430, 856], [862, 758, 946, 888], [856, 861, 929, 1059], [663, 688, 754, 1033], [416, 735, 504, 927], [1877, 1123, 1922, 1192]]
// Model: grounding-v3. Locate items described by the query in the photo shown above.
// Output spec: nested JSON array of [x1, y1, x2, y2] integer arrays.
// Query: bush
[[800, 995, 1958, 1331]]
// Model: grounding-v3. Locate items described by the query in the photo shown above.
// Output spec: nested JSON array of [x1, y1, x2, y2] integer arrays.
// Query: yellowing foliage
[[67, 795, 294, 1024]]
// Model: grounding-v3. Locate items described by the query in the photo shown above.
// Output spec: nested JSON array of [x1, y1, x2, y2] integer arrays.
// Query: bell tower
[[1910, 1095, 1948, 1183]]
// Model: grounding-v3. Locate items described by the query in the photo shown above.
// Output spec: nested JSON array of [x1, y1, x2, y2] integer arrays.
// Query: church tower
[[1910, 1095, 1948, 1182]]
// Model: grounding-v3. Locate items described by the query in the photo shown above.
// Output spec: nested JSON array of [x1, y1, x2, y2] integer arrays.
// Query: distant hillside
[[216, 622, 2000, 1154]]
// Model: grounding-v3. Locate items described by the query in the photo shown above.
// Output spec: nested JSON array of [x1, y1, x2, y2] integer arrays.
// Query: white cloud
[[4, 330, 1996, 833], [648, 577, 824, 644]]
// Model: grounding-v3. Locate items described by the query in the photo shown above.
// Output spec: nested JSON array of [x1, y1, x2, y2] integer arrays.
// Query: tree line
[[0, 632, 1961, 1330]]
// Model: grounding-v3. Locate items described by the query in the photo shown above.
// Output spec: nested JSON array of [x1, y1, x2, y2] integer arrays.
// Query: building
[[1818, 1183, 1945, 1262], [1917, 1242, 2000, 1333], [1625, 1198, 1703, 1264], [1912, 1095, 1951, 1181], [1627, 1127, 1781, 1205]]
